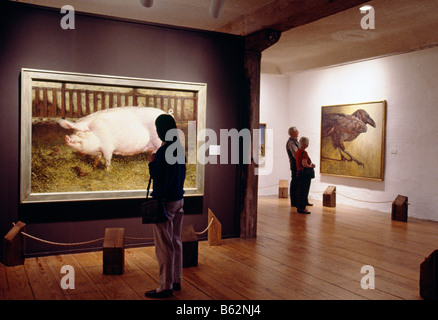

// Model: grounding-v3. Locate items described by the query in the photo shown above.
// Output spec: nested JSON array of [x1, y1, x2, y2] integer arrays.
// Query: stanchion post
[[392, 195, 408, 222], [323, 186, 336, 207], [208, 209, 222, 246], [182, 225, 198, 268], [3, 221, 26, 266], [278, 180, 288, 198], [103, 228, 125, 275]]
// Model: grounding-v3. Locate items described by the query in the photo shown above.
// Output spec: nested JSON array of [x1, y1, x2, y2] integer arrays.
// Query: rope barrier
[[195, 217, 214, 235], [311, 189, 397, 204], [15, 185, 405, 247], [335, 191, 395, 204], [13, 216, 216, 246], [124, 236, 154, 241], [259, 184, 406, 205], [259, 184, 280, 189], [22, 231, 105, 246]]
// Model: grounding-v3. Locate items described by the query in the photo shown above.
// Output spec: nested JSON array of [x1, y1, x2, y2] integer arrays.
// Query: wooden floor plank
[[3, 263, 34, 300], [0, 263, 10, 300], [257, 197, 428, 299], [205, 240, 327, 298], [122, 250, 158, 300], [129, 246, 212, 300], [2, 196, 436, 300], [73, 251, 141, 300], [227, 237, 367, 300], [42, 254, 105, 300], [182, 265, 248, 300], [24, 257, 68, 300], [259, 201, 427, 270], [199, 243, 310, 300], [255, 227, 420, 298]]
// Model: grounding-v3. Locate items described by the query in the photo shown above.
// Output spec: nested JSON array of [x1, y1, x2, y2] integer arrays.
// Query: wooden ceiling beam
[[245, 29, 281, 52], [217, 0, 371, 36]]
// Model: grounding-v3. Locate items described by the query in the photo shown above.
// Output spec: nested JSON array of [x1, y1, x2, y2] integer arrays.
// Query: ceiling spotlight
[[140, 0, 154, 8], [209, 0, 225, 19], [360, 5, 373, 11]]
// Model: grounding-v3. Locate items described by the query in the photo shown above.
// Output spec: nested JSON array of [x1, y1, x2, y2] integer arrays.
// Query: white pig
[[59, 106, 166, 170]]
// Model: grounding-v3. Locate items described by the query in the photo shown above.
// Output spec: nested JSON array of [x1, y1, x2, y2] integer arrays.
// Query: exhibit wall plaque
[[320, 101, 386, 181], [20, 68, 206, 203]]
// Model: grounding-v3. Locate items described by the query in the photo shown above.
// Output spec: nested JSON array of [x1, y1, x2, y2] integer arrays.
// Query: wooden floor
[[2, 196, 438, 300]]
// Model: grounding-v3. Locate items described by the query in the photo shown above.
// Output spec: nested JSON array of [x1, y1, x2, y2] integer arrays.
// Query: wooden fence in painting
[[32, 85, 197, 123]]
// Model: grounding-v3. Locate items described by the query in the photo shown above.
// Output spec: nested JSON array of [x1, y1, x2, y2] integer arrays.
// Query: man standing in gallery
[[286, 127, 299, 207]]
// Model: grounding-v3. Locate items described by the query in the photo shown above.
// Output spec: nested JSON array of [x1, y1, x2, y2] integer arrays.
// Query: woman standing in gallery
[[146, 114, 186, 298], [295, 137, 315, 214]]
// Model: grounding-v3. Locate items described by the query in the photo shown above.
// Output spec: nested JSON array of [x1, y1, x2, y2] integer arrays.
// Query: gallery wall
[[0, 2, 245, 257], [260, 45, 438, 221], [258, 74, 291, 190]]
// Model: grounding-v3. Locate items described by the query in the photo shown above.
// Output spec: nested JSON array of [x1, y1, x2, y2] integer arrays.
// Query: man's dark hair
[[155, 114, 177, 142]]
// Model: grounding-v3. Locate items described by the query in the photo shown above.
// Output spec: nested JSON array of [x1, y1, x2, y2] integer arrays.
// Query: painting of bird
[[322, 109, 376, 167], [320, 101, 386, 180]]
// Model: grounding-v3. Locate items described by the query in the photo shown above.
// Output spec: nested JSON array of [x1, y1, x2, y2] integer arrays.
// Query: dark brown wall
[[0, 2, 245, 256]]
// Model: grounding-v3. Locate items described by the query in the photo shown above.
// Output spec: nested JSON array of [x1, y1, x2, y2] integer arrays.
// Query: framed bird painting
[[320, 101, 386, 181]]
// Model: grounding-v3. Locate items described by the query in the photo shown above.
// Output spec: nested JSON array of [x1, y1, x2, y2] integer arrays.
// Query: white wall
[[259, 74, 291, 195], [260, 46, 438, 221]]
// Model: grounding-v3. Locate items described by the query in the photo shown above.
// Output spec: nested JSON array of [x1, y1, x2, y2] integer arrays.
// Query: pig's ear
[[59, 119, 75, 130], [58, 119, 89, 131], [65, 135, 71, 144]]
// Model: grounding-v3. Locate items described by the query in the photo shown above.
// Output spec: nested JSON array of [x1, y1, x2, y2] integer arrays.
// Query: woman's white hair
[[299, 136, 309, 147]]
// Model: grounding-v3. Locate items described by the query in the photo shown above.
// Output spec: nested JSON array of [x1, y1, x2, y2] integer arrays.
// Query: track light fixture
[[140, 0, 154, 8], [140, 0, 225, 19], [209, 0, 225, 19]]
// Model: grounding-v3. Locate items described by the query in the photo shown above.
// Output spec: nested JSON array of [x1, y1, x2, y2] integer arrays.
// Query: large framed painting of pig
[[20, 68, 206, 203], [320, 101, 386, 181]]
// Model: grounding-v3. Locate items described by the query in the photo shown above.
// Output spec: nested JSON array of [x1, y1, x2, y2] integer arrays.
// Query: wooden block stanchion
[[208, 209, 222, 246], [182, 225, 198, 268], [323, 185, 336, 207], [3, 221, 26, 266], [278, 180, 288, 198], [103, 228, 125, 275], [392, 195, 408, 222]]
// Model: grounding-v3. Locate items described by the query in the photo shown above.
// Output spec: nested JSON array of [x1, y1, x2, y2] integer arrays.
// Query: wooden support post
[[103, 228, 125, 275], [323, 185, 336, 208], [208, 209, 222, 246], [235, 1, 369, 238], [3, 221, 26, 266], [392, 195, 408, 222], [278, 180, 288, 198], [181, 225, 198, 268]]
